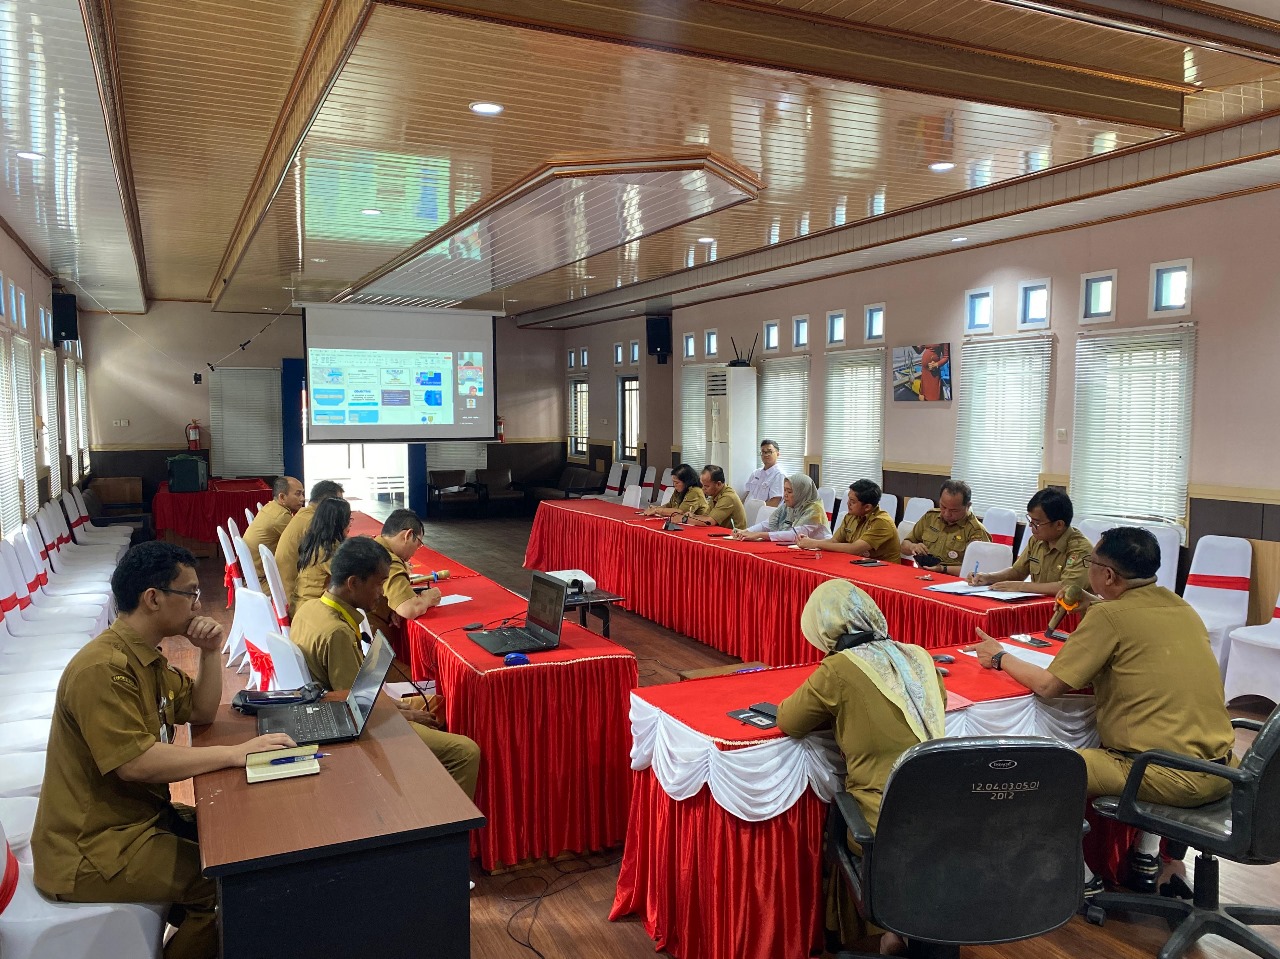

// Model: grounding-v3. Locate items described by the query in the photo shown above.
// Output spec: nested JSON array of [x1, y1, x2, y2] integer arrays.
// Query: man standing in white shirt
[[742, 440, 786, 506]]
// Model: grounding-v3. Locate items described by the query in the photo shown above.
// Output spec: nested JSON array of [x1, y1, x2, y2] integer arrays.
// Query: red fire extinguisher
[[495, 414, 505, 444], [186, 419, 201, 451]]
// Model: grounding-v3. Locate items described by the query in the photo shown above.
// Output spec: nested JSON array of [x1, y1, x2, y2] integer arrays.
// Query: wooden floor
[[163, 506, 1280, 959]]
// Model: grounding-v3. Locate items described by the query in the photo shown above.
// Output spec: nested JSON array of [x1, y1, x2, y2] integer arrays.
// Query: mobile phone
[[851, 559, 886, 567], [748, 702, 778, 718], [1018, 636, 1053, 648]]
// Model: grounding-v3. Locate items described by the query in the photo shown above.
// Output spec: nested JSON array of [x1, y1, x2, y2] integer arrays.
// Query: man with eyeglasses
[[967, 526, 1234, 897], [367, 508, 442, 643], [967, 487, 1090, 595], [32, 542, 295, 959]]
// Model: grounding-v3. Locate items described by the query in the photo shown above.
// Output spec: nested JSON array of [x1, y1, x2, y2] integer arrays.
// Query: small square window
[[580, 348, 589, 367], [965, 287, 993, 334], [1017, 279, 1050, 331], [793, 315, 809, 349], [763, 321, 779, 352], [17, 290, 25, 329], [1150, 259, 1191, 317], [683, 333, 696, 359], [864, 303, 885, 342], [1080, 270, 1116, 323], [614, 343, 623, 366], [705, 330, 718, 357], [629, 340, 640, 364], [827, 311, 845, 346], [567, 349, 576, 369]]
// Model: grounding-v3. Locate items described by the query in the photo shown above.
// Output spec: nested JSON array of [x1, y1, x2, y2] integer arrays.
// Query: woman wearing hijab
[[779, 580, 947, 952], [733, 473, 829, 543], [644, 463, 709, 518]]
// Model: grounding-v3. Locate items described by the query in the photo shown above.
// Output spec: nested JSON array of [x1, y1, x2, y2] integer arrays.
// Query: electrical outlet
[[112, 419, 129, 428], [1055, 428, 1067, 443]]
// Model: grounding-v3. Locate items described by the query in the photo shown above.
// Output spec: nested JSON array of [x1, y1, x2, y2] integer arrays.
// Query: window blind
[[758, 355, 809, 465], [1070, 325, 1195, 528], [63, 356, 79, 482], [428, 441, 488, 475], [12, 338, 36, 516], [679, 364, 707, 461], [822, 348, 884, 487], [0, 336, 20, 534], [209, 368, 285, 477], [40, 349, 61, 499], [76, 365, 89, 472], [567, 379, 588, 457], [952, 335, 1053, 515]]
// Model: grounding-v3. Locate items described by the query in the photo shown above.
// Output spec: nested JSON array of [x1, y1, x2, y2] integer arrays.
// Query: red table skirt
[[611, 770, 826, 959], [152, 479, 271, 543]]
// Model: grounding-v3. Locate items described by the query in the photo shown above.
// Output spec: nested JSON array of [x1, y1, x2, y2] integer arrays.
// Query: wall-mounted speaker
[[645, 314, 672, 364], [52, 292, 78, 341]]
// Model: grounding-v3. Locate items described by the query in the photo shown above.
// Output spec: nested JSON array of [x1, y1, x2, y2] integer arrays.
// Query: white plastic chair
[[903, 497, 933, 525], [584, 463, 624, 501], [245, 507, 256, 527], [621, 485, 643, 508], [880, 493, 899, 524], [639, 466, 656, 501], [754, 504, 775, 527], [982, 506, 1017, 548], [1183, 535, 1252, 676], [231, 534, 263, 594], [1139, 523, 1182, 592], [656, 468, 674, 504], [897, 519, 915, 542], [13, 527, 111, 599], [817, 487, 836, 523], [0, 543, 108, 630], [0, 818, 166, 959], [0, 796, 38, 864], [59, 492, 130, 548], [1077, 517, 1114, 545], [0, 752, 44, 798], [1224, 588, 1280, 705], [262, 632, 312, 690], [227, 517, 241, 540], [0, 720, 53, 756], [257, 545, 292, 638], [958, 541, 1015, 579]]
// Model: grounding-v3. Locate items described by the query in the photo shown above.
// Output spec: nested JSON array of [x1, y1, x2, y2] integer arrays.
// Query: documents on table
[[961, 643, 1057, 670], [437, 594, 472, 606], [925, 581, 1041, 601]]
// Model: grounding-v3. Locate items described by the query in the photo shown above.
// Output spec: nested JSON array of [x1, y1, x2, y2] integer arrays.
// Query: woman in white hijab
[[778, 579, 946, 952], [733, 472, 830, 543]]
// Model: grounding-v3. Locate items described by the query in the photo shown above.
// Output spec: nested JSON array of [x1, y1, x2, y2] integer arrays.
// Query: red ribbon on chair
[[71, 514, 87, 528], [1185, 574, 1250, 591], [991, 533, 1014, 546], [0, 595, 16, 613], [244, 641, 275, 691], [223, 561, 241, 607], [1273, 606, 1280, 621], [15, 594, 30, 610], [0, 843, 18, 916], [276, 611, 290, 629]]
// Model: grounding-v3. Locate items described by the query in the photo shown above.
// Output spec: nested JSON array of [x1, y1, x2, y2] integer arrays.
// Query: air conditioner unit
[[705, 366, 757, 491]]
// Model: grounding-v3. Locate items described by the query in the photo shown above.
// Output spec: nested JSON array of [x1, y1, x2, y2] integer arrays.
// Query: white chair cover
[[983, 506, 1017, 548], [257, 546, 292, 638], [817, 487, 836, 522], [1224, 613, 1280, 706], [879, 493, 899, 524], [621, 486, 643, 508], [959, 541, 1014, 579], [244, 507, 255, 527], [262, 632, 313, 690], [902, 497, 933, 525], [1184, 535, 1252, 675], [754, 504, 774, 527]]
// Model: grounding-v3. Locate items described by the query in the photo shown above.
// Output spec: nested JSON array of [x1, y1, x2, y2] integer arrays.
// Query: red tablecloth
[[526, 500, 1063, 662], [347, 513, 481, 581], [152, 479, 271, 543], [403, 572, 638, 871]]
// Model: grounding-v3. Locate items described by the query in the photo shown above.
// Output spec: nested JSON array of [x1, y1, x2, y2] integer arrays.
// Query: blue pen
[[269, 752, 330, 766]]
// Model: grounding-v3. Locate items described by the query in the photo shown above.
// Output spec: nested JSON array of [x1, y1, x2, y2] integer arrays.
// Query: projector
[[545, 569, 596, 594]]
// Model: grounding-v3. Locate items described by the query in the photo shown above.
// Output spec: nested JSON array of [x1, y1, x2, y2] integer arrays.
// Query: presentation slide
[[302, 304, 496, 442]]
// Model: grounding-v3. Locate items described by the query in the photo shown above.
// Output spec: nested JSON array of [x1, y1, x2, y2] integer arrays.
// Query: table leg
[[600, 603, 611, 639], [578, 606, 588, 629]]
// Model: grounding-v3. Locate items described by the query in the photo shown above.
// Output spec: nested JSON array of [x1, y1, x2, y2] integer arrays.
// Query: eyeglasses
[[157, 586, 201, 602], [1025, 514, 1051, 529], [1083, 556, 1120, 574]]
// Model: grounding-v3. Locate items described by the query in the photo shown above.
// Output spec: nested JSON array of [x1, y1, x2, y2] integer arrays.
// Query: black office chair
[[828, 736, 1087, 959], [1088, 710, 1280, 959]]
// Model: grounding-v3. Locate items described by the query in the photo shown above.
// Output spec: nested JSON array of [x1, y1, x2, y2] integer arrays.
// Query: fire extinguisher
[[495, 414, 505, 444], [186, 419, 201, 451]]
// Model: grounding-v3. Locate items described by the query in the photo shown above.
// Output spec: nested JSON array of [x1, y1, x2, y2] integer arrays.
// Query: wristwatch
[[991, 651, 1006, 671]]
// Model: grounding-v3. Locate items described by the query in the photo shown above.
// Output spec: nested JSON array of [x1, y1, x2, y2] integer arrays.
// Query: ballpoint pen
[[269, 752, 331, 765]]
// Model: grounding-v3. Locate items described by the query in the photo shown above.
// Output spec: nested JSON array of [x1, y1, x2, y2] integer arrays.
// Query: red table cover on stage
[[404, 574, 638, 871], [151, 479, 271, 543], [525, 499, 1063, 663]]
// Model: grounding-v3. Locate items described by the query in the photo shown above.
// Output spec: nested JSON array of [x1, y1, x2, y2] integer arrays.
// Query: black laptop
[[256, 632, 395, 745], [467, 572, 568, 655]]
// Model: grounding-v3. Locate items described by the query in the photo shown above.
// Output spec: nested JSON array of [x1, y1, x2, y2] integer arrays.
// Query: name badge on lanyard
[[158, 684, 175, 744]]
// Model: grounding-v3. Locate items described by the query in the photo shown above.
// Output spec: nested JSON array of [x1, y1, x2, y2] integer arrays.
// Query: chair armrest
[[833, 791, 875, 848], [1118, 749, 1247, 818], [1231, 718, 1264, 733]]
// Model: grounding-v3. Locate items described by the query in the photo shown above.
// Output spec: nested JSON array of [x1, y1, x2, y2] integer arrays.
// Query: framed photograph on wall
[[892, 344, 952, 402]]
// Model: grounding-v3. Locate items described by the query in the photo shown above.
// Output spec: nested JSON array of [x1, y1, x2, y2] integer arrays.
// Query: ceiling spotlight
[[951, 236, 968, 243], [469, 101, 504, 115], [361, 208, 382, 216], [584, 275, 595, 279], [16, 151, 44, 161], [310, 257, 327, 263], [696, 237, 715, 244], [929, 162, 956, 172]]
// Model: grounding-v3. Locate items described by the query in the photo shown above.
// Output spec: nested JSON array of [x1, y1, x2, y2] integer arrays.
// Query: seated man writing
[[366, 508, 445, 644], [967, 526, 1235, 895], [684, 464, 747, 529], [900, 479, 989, 575], [290, 535, 481, 798], [32, 542, 295, 959], [798, 479, 899, 562], [967, 487, 1090, 595]]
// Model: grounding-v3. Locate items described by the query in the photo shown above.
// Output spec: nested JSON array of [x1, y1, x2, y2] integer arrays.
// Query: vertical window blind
[[822, 348, 884, 488], [0, 337, 20, 534], [679, 364, 706, 461], [40, 349, 61, 499], [76, 365, 89, 473], [567, 380, 589, 457], [209, 368, 285, 477], [12, 338, 36, 517], [952, 335, 1053, 515], [758, 355, 810, 467], [1070, 325, 1196, 528], [63, 356, 80, 483]]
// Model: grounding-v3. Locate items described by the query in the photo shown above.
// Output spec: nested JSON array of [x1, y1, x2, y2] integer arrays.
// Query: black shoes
[[1128, 851, 1161, 894]]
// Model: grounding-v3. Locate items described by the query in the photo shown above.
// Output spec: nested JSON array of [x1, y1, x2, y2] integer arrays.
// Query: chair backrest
[[620, 463, 638, 492], [429, 470, 467, 490], [867, 737, 1086, 943], [257, 545, 291, 633], [475, 467, 512, 490], [71, 485, 91, 517], [215, 527, 237, 568], [1077, 517, 1114, 545], [879, 493, 899, 524], [897, 519, 914, 542], [982, 506, 1018, 547], [621, 485, 643, 508], [754, 504, 774, 527], [742, 497, 766, 523], [0, 542, 36, 603], [959, 541, 1014, 579], [1183, 535, 1252, 621], [244, 507, 255, 526], [227, 517, 241, 539], [60, 490, 86, 528], [903, 497, 933, 525], [640, 466, 656, 495], [817, 486, 836, 522], [262, 632, 312, 689], [601, 462, 624, 495], [1138, 523, 1182, 592], [1236, 707, 1280, 862], [15, 525, 50, 587], [231, 534, 262, 593], [657, 468, 673, 502]]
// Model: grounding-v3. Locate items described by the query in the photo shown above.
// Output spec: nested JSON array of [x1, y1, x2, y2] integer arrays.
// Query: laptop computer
[[256, 632, 395, 745], [467, 571, 568, 655]]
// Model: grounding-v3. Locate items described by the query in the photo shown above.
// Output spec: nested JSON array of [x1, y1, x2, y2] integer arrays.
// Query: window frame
[[567, 378, 589, 461], [826, 310, 846, 348], [704, 329, 718, 358], [580, 347, 589, 369], [617, 375, 640, 462], [863, 302, 885, 343], [1149, 258, 1192, 318], [1017, 279, 1051, 331], [1080, 269, 1117, 324], [629, 339, 640, 365], [613, 342, 624, 367], [763, 320, 780, 353], [683, 333, 696, 359], [792, 314, 809, 350], [964, 286, 994, 335], [567, 349, 576, 370]]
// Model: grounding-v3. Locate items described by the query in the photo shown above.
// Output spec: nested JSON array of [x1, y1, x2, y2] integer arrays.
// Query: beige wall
[[493, 316, 564, 440]]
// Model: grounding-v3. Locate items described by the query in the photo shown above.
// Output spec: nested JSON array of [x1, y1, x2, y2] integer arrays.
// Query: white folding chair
[[228, 517, 241, 540], [982, 506, 1018, 548], [231, 534, 263, 594], [639, 466, 656, 501], [244, 507, 256, 527], [583, 463, 624, 501], [1138, 523, 1182, 592], [217, 528, 247, 660], [879, 493, 899, 524], [1183, 535, 1252, 675], [1224, 588, 1280, 705], [817, 486, 836, 523], [14, 527, 111, 598], [897, 519, 915, 542], [903, 497, 933, 525], [958, 541, 1015, 579], [262, 632, 313, 690], [59, 492, 130, 548], [621, 485, 643, 508], [258, 545, 292, 638], [0, 553, 106, 635], [1077, 517, 1114, 545], [754, 504, 775, 527], [656, 468, 674, 504]]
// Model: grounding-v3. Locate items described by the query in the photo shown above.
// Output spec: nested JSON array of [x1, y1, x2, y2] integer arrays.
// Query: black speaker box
[[167, 456, 208, 493], [646, 314, 672, 363], [52, 292, 78, 341]]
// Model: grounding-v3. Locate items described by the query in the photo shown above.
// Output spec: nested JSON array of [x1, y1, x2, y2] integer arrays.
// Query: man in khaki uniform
[[367, 508, 442, 643], [243, 475, 304, 583], [685, 464, 747, 529], [32, 542, 294, 959], [274, 479, 344, 612], [901, 479, 990, 576], [968, 526, 1234, 893], [800, 479, 900, 563], [968, 487, 1090, 595], [290, 536, 481, 797]]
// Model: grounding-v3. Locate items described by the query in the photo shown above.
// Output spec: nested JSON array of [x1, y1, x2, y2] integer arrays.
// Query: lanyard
[[320, 594, 361, 633]]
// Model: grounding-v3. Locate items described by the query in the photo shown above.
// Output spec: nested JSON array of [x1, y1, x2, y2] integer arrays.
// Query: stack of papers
[[924, 581, 1040, 601], [960, 643, 1058, 670]]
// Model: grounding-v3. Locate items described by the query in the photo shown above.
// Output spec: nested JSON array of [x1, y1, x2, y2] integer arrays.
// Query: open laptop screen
[[526, 572, 568, 642], [347, 632, 394, 732]]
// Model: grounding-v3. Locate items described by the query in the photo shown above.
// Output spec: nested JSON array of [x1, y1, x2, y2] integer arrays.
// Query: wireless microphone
[[1045, 584, 1082, 640]]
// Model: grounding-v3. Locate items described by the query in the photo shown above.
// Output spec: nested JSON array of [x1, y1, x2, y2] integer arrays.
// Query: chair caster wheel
[[1084, 905, 1106, 926]]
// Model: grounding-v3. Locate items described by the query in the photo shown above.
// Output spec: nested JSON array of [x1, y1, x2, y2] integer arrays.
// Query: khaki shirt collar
[[1047, 526, 1074, 553], [106, 618, 161, 668], [374, 534, 408, 567]]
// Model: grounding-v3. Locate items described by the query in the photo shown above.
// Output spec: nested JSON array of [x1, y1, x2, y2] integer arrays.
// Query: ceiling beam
[[395, 0, 1189, 129]]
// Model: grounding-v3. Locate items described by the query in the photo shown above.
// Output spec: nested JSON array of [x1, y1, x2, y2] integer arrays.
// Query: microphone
[[1045, 584, 1082, 639]]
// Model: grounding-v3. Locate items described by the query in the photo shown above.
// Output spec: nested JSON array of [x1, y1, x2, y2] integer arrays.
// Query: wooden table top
[[192, 694, 485, 877]]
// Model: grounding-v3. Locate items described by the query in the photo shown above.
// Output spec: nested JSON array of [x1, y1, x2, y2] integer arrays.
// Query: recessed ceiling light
[[584, 275, 595, 279], [697, 237, 715, 243], [508, 298, 519, 303], [929, 162, 956, 173], [469, 101, 504, 116], [361, 208, 382, 216], [310, 257, 327, 263], [951, 236, 968, 243], [16, 151, 44, 161]]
